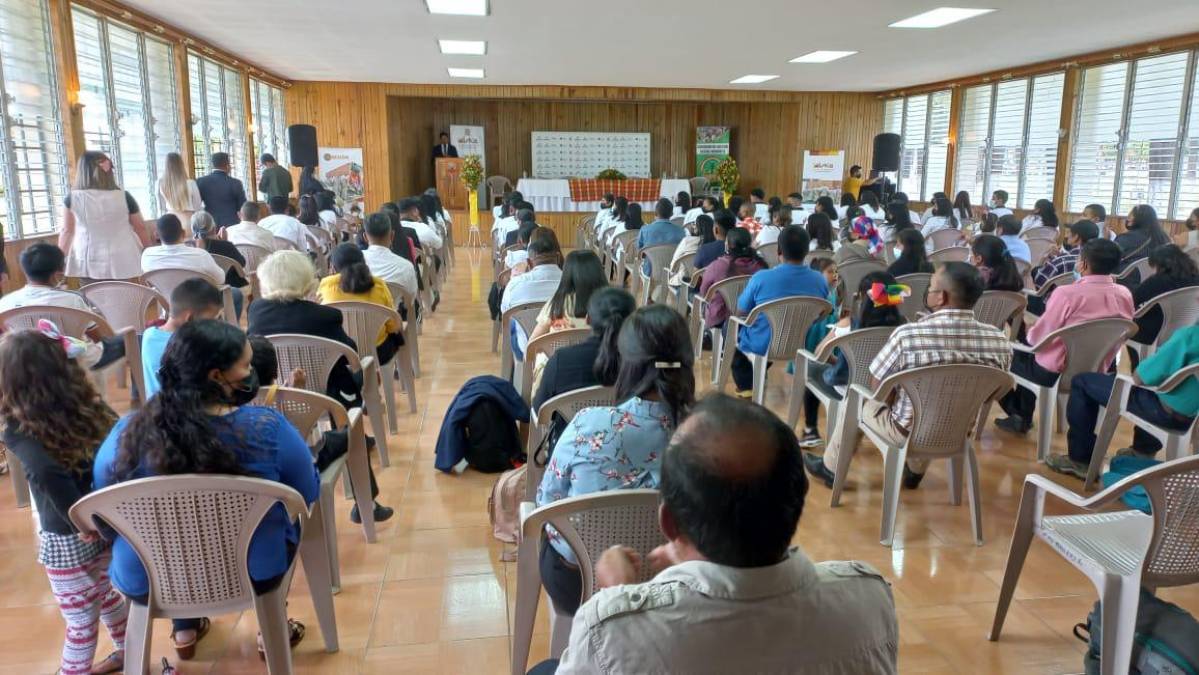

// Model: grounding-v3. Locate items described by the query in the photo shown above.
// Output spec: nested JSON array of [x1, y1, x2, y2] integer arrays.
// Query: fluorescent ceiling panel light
[[426, 0, 488, 16], [448, 67, 485, 78], [729, 74, 779, 84], [889, 7, 994, 28], [439, 40, 486, 55], [790, 50, 857, 63]]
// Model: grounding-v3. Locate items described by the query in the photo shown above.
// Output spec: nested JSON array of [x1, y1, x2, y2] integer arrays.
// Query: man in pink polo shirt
[[995, 238, 1134, 434]]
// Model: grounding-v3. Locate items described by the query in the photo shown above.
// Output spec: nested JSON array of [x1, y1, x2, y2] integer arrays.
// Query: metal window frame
[[921, 92, 933, 199], [1168, 50, 1197, 219]]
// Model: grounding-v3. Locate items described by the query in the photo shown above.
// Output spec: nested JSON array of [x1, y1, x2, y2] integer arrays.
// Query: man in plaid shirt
[[1029, 220, 1100, 314], [804, 262, 1013, 489]]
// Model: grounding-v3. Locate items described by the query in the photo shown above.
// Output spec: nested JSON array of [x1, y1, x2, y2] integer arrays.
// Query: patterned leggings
[[45, 552, 128, 675]]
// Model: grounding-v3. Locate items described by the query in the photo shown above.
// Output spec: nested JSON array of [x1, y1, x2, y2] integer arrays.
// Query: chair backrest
[[639, 244, 676, 284], [0, 304, 110, 339], [1116, 256, 1156, 283], [689, 176, 709, 194], [759, 246, 780, 268], [386, 282, 419, 319], [496, 267, 513, 289], [669, 215, 684, 226], [895, 273, 931, 322], [68, 474, 306, 615], [1022, 226, 1058, 241], [883, 364, 1014, 457], [1100, 455, 1199, 588], [1048, 318, 1138, 382], [745, 296, 832, 361], [808, 248, 836, 263], [669, 252, 697, 282], [234, 243, 272, 272], [327, 300, 403, 362], [1138, 286, 1199, 348], [521, 328, 592, 400], [706, 274, 751, 309], [821, 326, 898, 389], [929, 247, 971, 264], [928, 228, 965, 250], [265, 333, 363, 396], [272, 236, 299, 252], [487, 176, 512, 195], [80, 281, 166, 332], [1025, 238, 1056, 267], [525, 490, 664, 602], [143, 268, 209, 300], [973, 291, 1028, 332], [500, 301, 546, 346], [1035, 272, 1075, 299], [836, 258, 888, 303], [612, 231, 639, 263], [211, 254, 246, 279], [256, 386, 348, 443]]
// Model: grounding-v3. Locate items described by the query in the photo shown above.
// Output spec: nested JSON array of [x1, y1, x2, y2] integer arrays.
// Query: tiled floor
[[0, 244, 1192, 674]]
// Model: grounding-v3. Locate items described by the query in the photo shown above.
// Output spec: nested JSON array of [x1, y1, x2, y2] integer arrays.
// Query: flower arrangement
[[460, 154, 484, 189], [596, 168, 627, 180], [713, 157, 740, 195]]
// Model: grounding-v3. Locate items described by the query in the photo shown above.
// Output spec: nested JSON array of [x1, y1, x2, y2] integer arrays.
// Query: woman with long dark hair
[[858, 190, 884, 221], [884, 200, 915, 236], [1022, 198, 1059, 233], [953, 191, 973, 225], [815, 195, 839, 223], [299, 165, 323, 196], [806, 212, 837, 252], [674, 191, 691, 216], [920, 196, 959, 237], [1, 327, 127, 675], [529, 250, 608, 342], [94, 320, 319, 660], [535, 304, 695, 616], [1119, 204, 1172, 263], [971, 234, 1024, 291], [1129, 244, 1199, 352], [532, 287, 637, 409], [297, 193, 321, 228], [317, 243, 405, 365], [888, 229, 934, 277], [697, 227, 768, 328]]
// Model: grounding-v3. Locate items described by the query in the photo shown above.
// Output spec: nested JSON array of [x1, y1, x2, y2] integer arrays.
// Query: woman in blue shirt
[[93, 319, 319, 660], [535, 304, 695, 616]]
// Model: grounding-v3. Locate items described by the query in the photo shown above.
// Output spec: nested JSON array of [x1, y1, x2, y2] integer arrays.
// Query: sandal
[[160, 657, 177, 675], [171, 616, 211, 660], [91, 650, 124, 674], [257, 618, 305, 659]]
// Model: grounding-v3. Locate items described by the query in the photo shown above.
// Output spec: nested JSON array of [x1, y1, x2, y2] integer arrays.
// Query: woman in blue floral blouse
[[535, 304, 695, 616]]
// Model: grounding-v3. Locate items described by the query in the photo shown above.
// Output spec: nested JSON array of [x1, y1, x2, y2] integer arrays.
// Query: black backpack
[[1075, 589, 1199, 674], [462, 398, 522, 473]]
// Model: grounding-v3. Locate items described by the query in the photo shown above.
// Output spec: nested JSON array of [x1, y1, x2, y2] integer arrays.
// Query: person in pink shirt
[[995, 238, 1134, 434], [697, 228, 768, 329]]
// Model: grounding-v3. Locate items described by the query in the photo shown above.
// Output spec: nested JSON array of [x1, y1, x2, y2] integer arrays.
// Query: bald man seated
[[531, 394, 899, 675]]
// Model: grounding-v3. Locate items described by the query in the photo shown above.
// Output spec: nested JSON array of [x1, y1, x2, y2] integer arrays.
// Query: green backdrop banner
[[696, 126, 731, 176]]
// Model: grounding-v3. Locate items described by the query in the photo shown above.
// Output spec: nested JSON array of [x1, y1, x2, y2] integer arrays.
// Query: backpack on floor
[[1075, 589, 1199, 675], [1100, 455, 1161, 514], [463, 398, 521, 473]]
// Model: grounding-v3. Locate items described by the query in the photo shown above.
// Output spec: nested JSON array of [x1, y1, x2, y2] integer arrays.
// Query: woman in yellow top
[[317, 243, 404, 366]]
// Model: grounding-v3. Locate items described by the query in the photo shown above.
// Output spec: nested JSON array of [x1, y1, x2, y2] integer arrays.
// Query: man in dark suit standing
[[432, 132, 458, 162], [196, 152, 247, 227]]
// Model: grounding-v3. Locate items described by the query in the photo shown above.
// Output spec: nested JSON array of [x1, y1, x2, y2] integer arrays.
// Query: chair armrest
[[848, 382, 878, 403], [729, 315, 750, 328], [1134, 363, 1199, 394], [360, 355, 377, 374], [1023, 474, 1134, 512], [519, 500, 536, 525], [796, 348, 822, 365]]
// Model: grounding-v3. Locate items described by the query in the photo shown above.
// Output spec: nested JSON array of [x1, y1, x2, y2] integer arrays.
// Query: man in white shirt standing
[[141, 214, 226, 286], [361, 212, 418, 300], [222, 201, 277, 253], [258, 196, 310, 253]]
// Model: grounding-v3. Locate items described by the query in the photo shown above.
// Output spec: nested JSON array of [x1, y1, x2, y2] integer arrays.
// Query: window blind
[[1067, 63, 1129, 212], [1176, 54, 1199, 220], [954, 84, 991, 203], [900, 96, 927, 196], [883, 99, 903, 136], [107, 22, 152, 216], [1020, 73, 1065, 207], [145, 35, 179, 214], [1118, 52, 1188, 214], [924, 90, 951, 200], [988, 79, 1027, 203]]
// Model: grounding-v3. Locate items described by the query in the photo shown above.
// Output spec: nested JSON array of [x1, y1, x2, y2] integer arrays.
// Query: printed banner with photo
[[801, 149, 845, 201], [450, 125, 486, 169], [317, 147, 365, 213], [696, 126, 731, 176]]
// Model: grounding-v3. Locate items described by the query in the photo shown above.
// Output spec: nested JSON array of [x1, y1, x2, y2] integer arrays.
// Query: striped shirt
[[1033, 247, 1079, 288], [870, 309, 1013, 428]]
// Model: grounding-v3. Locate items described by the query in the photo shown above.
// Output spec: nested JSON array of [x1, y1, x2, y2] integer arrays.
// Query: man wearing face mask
[[1027, 220, 1100, 316], [803, 262, 1012, 489]]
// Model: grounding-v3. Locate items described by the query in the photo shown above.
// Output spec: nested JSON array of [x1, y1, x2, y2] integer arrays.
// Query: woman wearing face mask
[[93, 319, 319, 661], [1174, 207, 1199, 250]]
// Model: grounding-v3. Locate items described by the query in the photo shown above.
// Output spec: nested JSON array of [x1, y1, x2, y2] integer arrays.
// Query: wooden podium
[[435, 158, 466, 210]]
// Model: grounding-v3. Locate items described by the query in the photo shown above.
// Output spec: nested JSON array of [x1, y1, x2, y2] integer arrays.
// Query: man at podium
[[433, 131, 458, 162]]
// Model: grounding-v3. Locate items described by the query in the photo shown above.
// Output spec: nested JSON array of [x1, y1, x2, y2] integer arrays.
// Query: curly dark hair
[[0, 330, 116, 478], [111, 319, 248, 481]]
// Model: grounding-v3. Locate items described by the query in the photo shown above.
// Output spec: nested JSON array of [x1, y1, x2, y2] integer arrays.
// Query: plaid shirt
[[1033, 246, 1078, 288], [870, 310, 1013, 428]]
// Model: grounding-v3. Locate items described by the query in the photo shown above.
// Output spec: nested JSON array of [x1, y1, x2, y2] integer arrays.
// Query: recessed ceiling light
[[439, 40, 486, 55], [426, 0, 488, 16], [448, 67, 485, 79], [790, 50, 858, 63], [889, 7, 994, 28], [730, 74, 779, 84]]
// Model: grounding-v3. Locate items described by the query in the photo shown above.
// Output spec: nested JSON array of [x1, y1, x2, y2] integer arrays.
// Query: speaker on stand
[[288, 124, 318, 168], [871, 133, 901, 201]]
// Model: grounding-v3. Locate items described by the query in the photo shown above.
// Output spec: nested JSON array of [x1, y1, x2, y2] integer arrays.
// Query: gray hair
[[190, 210, 216, 237]]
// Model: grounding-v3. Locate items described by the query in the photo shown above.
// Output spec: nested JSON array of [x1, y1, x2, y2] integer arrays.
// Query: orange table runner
[[568, 178, 662, 202]]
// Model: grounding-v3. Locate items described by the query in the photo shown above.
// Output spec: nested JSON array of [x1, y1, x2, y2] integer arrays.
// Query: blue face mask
[[1072, 269, 1083, 282]]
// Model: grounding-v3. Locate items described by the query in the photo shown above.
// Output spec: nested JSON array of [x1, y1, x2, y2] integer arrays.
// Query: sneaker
[[994, 415, 1029, 435], [1045, 454, 1088, 480], [1115, 447, 1156, 460], [901, 465, 926, 490], [801, 452, 835, 488], [798, 429, 823, 448], [351, 502, 395, 524]]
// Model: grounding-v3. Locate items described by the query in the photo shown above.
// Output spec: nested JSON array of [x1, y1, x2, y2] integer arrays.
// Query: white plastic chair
[[1023, 271, 1075, 316], [386, 281, 422, 376], [499, 301, 547, 382], [212, 253, 255, 301], [70, 474, 339, 674], [1128, 286, 1199, 362], [929, 246, 971, 264], [973, 290, 1027, 337], [665, 252, 697, 316], [722, 296, 832, 402], [758, 245, 780, 268], [1082, 362, 1199, 490], [272, 236, 300, 252], [1010, 318, 1138, 461], [927, 228, 965, 250], [265, 333, 391, 467], [1115, 256, 1154, 284], [830, 364, 1014, 546], [789, 326, 897, 434], [808, 248, 836, 263], [143, 269, 236, 325], [637, 244, 676, 305], [689, 275, 751, 383], [80, 281, 167, 335], [895, 273, 931, 323], [234, 243, 272, 274], [511, 490, 664, 675], [518, 328, 591, 405], [524, 385, 617, 501], [989, 455, 1199, 675], [329, 300, 418, 433], [615, 233, 642, 298], [835, 258, 887, 314], [1022, 226, 1058, 242], [1025, 238, 1056, 267]]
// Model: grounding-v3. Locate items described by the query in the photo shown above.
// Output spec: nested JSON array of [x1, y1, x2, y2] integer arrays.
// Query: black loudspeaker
[[288, 124, 318, 167], [872, 133, 901, 173]]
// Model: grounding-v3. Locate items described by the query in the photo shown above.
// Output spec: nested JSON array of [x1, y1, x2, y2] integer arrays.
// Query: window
[[0, 0, 68, 239], [189, 54, 249, 184], [952, 73, 1065, 209], [71, 7, 180, 218], [1178, 56, 1199, 219], [250, 78, 288, 194], [885, 90, 952, 200], [1067, 52, 1196, 217]]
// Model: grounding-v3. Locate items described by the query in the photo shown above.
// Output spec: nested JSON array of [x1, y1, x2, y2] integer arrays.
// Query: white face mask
[[988, 199, 998, 208]]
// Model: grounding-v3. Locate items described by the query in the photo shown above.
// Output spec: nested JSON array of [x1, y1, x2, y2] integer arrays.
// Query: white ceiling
[[125, 0, 1199, 91]]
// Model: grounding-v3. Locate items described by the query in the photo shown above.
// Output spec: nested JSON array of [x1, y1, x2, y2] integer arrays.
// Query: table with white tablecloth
[[515, 178, 693, 212]]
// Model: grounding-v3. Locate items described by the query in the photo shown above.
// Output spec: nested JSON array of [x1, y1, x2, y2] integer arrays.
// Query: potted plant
[[596, 168, 627, 180], [714, 157, 739, 204], [460, 155, 484, 231]]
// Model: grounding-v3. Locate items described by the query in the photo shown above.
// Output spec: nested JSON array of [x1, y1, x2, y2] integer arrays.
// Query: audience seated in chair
[[1027, 220, 1100, 315], [887, 229, 933, 278], [379, 202, 422, 268], [971, 234, 1025, 292], [0, 328, 128, 675], [590, 193, 615, 236], [1116, 204, 1171, 268], [531, 287, 635, 411], [834, 216, 883, 266], [191, 211, 248, 310], [736, 201, 759, 236], [505, 221, 538, 276], [920, 196, 960, 239], [997, 215, 1032, 264], [729, 226, 828, 396], [995, 239, 1133, 436], [318, 243, 405, 366], [535, 305, 695, 618], [505, 207, 538, 250], [698, 228, 768, 331], [361, 212, 419, 302], [804, 262, 1012, 489], [693, 209, 736, 270], [529, 250, 607, 344], [1020, 199, 1059, 234], [501, 230, 564, 360], [141, 278, 224, 398], [756, 204, 791, 248], [222, 200, 277, 253], [397, 197, 443, 258], [493, 193, 525, 247], [258, 196, 310, 253], [1126, 244, 1199, 365], [533, 394, 898, 675], [670, 211, 707, 274], [799, 271, 907, 449], [93, 319, 318, 661], [804, 212, 837, 254]]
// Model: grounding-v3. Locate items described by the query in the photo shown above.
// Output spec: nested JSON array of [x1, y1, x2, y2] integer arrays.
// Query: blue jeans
[[1066, 373, 1194, 463]]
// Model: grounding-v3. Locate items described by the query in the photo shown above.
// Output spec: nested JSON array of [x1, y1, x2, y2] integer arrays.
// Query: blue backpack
[[1100, 455, 1161, 514]]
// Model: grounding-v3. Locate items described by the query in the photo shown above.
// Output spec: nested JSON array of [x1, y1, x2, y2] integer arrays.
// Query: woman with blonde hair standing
[[58, 151, 150, 283], [156, 151, 202, 221]]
